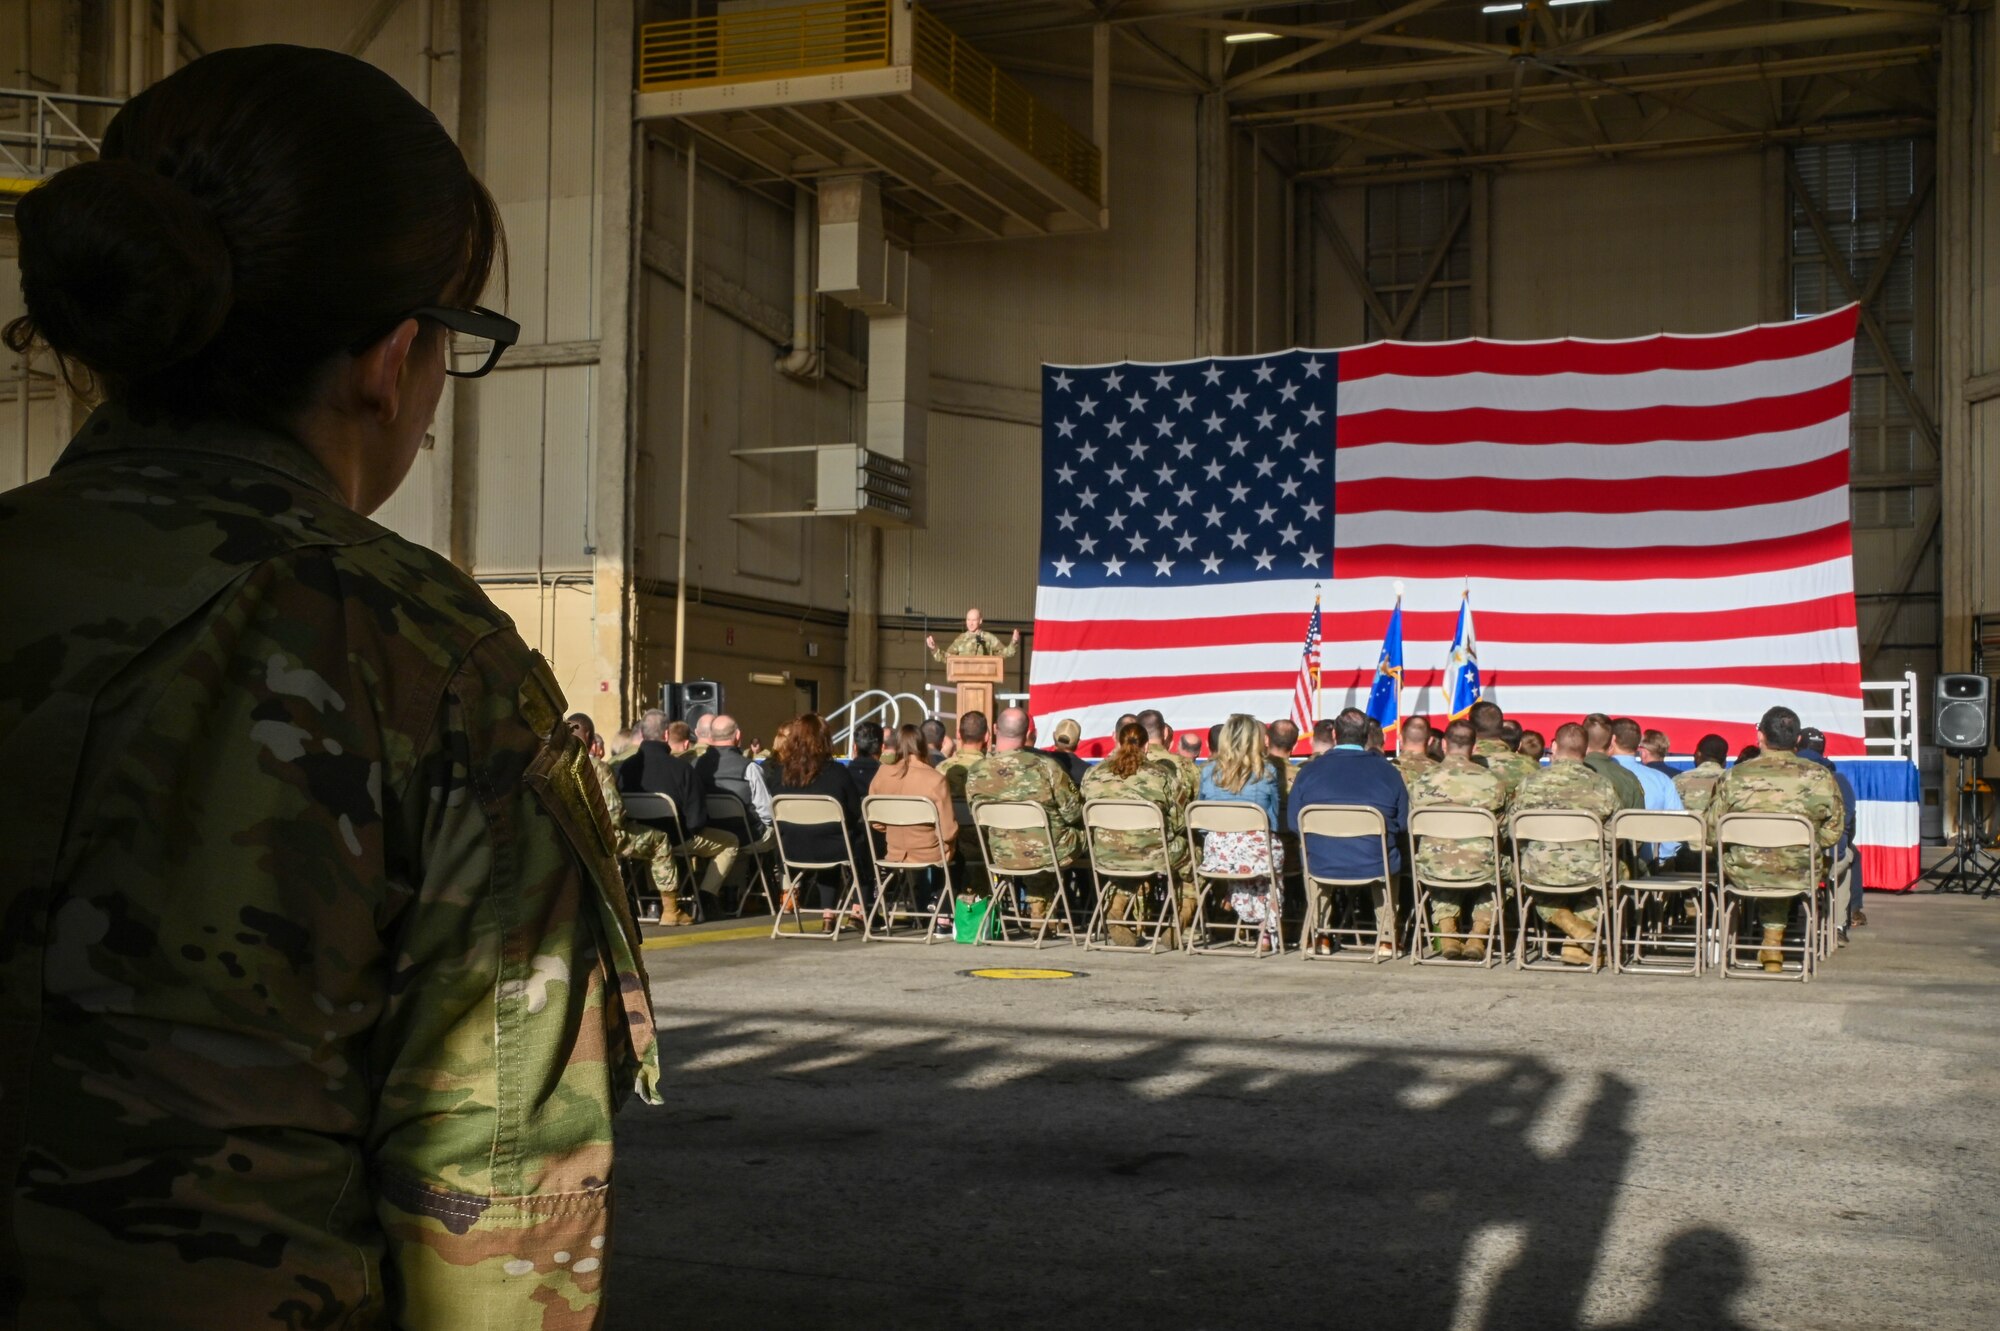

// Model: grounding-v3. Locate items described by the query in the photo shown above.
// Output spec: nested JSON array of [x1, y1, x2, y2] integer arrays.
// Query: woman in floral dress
[[1197, 714, 1288, 954]]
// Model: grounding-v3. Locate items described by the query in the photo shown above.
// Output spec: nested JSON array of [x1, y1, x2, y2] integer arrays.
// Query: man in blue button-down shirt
[[1290, 708, 1409, 956], [1610, 717, 1684, 862]]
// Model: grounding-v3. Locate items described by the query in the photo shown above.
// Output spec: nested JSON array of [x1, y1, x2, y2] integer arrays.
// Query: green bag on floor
[[953, 897, 993, 944]]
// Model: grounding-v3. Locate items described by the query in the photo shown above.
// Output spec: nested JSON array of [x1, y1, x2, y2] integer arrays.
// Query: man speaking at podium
[[927, 606, 1020, 661]]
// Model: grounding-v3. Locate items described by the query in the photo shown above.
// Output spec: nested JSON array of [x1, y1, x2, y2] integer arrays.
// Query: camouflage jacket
[[0, 408, 656, 1329], [1408, 756, 1508, 883], [964, 748, 1084, 870], [1585, 752, 1647, 811], [1143, 741, 1200, 807], [1705, 751, 1843, 889], [1393, 750, 1437, 794], [1673, 761, 1728, 817], [1512, 759, 1619, 888], [1473, 738, 1539, 804], [931, 628, 1016, 661], [1081, 758, 1191, 876], [936, 749, 988, 804]]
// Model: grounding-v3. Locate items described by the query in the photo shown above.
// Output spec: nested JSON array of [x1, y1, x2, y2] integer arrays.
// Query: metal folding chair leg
[[1515, 889, 1607, 973], [1718, 890, 1815, 981], [1082, 876, 1177, 953], [982, 871, 1080, 949]]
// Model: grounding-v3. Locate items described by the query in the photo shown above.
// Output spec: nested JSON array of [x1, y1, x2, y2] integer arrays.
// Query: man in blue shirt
[[1610, 717, 1685, 863], [1289, 708, 1409, 957]]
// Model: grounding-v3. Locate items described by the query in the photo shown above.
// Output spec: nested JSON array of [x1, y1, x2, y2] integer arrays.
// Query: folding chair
[[1080, 799, 1180, 953], [767, 794, 866, 941], [971, 800, 1079, 948], [706, 792, 777, 917], [1609, 810, 1709, 976], [1295, 804, 1399, 963], [1509, 809, 1610, 973], [1184, 801, 1284, 957], [1715, 812, 1819, 981], [1828, 843, 1857, 949], [621, 791, 701, 924], [1406, 805, 1506, 969], [862, 794, 953, 943]]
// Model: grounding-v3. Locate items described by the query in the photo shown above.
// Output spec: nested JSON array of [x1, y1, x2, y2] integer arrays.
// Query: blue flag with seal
[[1365, 597, 1404, 732], [1445, 592, 1482, 722]]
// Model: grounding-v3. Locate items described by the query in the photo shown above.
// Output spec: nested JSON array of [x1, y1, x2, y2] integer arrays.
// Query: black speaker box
[[663, 680, 723, 728], [1935, 674, 1992, 754]]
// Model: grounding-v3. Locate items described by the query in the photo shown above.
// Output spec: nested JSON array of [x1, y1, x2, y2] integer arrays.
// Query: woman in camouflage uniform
[[1082, 721, 1192, 943], [0, 48, 654, 1329]]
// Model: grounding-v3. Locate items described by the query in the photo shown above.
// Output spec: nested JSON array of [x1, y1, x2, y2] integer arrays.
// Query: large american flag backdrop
[[1029, 307, 1869, 756]]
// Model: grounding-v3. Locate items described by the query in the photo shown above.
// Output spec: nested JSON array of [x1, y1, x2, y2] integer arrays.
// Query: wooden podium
[[946, 655, 1005, 723]]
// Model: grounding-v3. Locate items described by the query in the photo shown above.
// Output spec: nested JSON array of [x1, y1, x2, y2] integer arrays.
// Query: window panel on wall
[[1364, 177, 1471, 342], [1789, 139, 1924, 532]]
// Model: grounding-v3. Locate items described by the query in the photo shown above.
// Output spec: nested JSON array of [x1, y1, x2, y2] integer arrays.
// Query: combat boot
[[1460, 910, 1493, 962], [1435, 914, 1465, 959], [1547, 907, 1596, 966], [1106, 890, 1141, 948], [1758, 925, 1787, 973], [659, 898, 693, 927]]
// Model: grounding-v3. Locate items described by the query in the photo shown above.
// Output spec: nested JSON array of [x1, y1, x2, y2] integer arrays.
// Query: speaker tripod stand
[[1922, 753, 2000, 896]]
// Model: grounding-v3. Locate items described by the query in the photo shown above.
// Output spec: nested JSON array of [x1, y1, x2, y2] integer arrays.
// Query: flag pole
[[1392, 580, 1405, 753], [1312, 582, 1323, 730]]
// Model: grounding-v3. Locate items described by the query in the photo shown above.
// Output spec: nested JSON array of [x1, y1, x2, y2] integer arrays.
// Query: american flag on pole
[[1290, 595, 1323, 737], [1028, 306, 1867, 757]]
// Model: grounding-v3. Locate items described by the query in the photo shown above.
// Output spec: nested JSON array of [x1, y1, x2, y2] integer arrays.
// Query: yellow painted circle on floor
[[961, 967, 1084, 981]]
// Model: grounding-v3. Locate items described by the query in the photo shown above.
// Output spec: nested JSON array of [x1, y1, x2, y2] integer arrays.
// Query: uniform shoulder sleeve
[[369, 631, 656, 1326]]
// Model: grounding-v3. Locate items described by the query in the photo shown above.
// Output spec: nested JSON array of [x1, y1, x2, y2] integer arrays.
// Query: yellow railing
[[635, 2, 1101, 210], [638, 0, 891, 93], [911, 7, 1101, 206]]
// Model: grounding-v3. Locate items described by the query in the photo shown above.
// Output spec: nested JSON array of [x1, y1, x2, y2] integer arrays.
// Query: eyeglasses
[[411, 304, 520, 378]]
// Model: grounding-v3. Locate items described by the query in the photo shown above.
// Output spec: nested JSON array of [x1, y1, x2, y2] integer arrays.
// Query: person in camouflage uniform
[[1512, 723, 1621, 965], [1583, 714, 1647, 811], [571, 713, 690, 926], [1394, 715, 1438, 791], [936, 710, 991, 803], [926, 606, 1020, 661], [1705, 707, 1844, 971], [0, 47, 654, 1328], [1469, 700, 1539, 803], [1137, 708, 1201, 807], [963, 709, 1083, 923], [1674, 733, 1732, 816], [1082, 722, 1193, 945], [1408, 721, 1509, 960]]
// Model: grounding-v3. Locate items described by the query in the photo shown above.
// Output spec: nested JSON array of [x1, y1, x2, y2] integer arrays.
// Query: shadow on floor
[[609, 1009, 1753, 1330]]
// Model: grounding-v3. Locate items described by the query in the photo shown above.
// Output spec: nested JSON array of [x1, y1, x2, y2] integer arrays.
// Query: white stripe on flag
[[1333, 420, 1849, 482], [1335, 490, 1847, 549]]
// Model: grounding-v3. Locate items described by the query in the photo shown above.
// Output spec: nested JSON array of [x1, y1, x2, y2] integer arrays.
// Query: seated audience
[[1184, 731, 1208, 763], [1138, 708, 1200, 804], [1083, 721, 1194, 943], [619, 709, 740, 912], [1583, 714, 1646, 811], [1041, 717, 1090, 785], [1611, 716, 1685, 862], [1706, 708, 1844, 971], [1395, 715, 1436, 788], [1309, 717, 1337, 757], [939, 711, 990, 801], [1288, 708, 1409, 958], [1196, 714, 1287, 955], [1499, 718, 1524, 751], [1736, 743, 1762, 765], [1796, 725, 1863, 930], [965, 707, 1085, 927], [697, 714, 775, 852], [846, 719, 885, 790], [1469, 701, 1537, 802], [1673, 734, 1730, 816], [1408, 720, 1509, 960], [869, 727, 958, 920], [1513, 723, 1619, 966], [572, 713, 685, 925], [1518, 730, 1546, 763], [1640, 728, 1676, 774], [766, 713, 871, 929], [920, 717, 949, 765]]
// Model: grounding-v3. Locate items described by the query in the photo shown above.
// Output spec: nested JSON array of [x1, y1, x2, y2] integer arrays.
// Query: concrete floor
[[609, 893, 2000, 1330]]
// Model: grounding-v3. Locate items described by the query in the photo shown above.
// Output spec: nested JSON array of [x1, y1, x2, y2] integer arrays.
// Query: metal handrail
[[1859, 668, 1920, 758], [826, 688, 929, 755], [637, 0, 891, 93], [0, 87, 120, 182]]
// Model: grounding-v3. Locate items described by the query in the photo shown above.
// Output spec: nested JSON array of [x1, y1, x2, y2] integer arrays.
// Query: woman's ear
[[349, 317, 423, 424]]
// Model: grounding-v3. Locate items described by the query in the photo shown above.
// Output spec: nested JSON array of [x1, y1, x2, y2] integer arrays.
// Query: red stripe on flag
[[1335, 452, 1849, 516], [1333, 525, 1852, 580], [1333, 380, 1851, 447], [1336, 309, 1857, 381]]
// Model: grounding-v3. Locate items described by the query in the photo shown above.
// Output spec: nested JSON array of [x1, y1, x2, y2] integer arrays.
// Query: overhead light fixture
[[1224, 31, 1281, 43], [1480, 3, 1523, 11], [1549, 0, 1609, 6]]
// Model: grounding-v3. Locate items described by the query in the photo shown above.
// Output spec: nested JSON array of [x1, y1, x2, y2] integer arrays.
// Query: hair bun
[[12, 158, 234, 385]]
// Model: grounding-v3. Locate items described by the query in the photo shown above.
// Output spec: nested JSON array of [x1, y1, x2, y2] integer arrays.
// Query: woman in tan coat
[[870, 727, 958, 927]]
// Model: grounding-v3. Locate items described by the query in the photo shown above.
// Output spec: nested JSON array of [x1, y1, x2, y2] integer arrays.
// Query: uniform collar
[[52, 402, 348, 505]]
